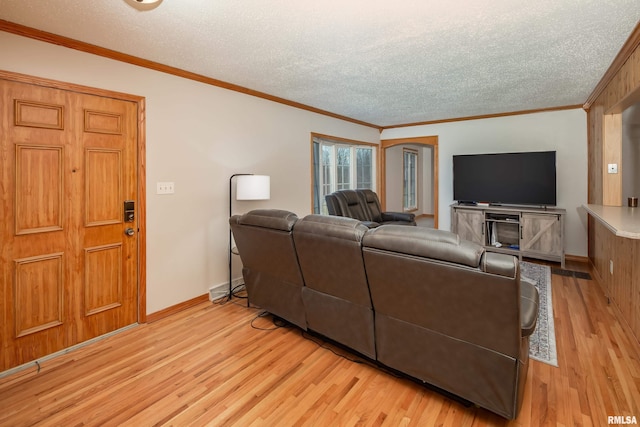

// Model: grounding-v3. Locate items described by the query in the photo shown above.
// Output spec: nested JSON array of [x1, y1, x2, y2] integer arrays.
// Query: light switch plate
[[607, 163, 618, 174], [157, 182, 175, 194]]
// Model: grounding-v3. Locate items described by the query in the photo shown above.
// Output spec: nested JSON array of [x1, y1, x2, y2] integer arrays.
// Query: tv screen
[[453, 151, 556, 206]]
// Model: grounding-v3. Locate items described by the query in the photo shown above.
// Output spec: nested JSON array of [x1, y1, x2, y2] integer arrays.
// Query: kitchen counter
[[583, 204, 640, 239]]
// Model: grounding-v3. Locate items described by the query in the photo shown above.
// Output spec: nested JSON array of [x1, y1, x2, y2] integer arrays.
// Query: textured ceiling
[[1, 1, 639, 127]]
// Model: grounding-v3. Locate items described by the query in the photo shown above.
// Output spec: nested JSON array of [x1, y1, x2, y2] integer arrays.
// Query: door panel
[[85, 148, 122, 226], [15, 144, 64, 234], [14, 99, 64, 129], [521, 213, 562, 256], [454, 209, 485, 245], [84, 109, 122, 135], [14, 253, 64, 337], [84, 244, 122, 316], [1, 79, 138, 372]]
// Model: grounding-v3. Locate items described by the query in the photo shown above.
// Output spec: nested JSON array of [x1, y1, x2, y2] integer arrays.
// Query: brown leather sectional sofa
[[230, 209, 539, 419]]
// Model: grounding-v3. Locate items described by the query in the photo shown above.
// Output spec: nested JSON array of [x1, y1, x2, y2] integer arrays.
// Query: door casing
[[380, 136, 439, 228]]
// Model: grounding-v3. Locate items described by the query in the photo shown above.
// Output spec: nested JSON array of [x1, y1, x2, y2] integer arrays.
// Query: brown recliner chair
[[362, 225, 538, 419], [292, 214, 376, 358], [332, 190, 377, 226], [229, 209, 306, 329], [327, 189, 416, 227], [325, 193, 341, 217], [357, 189, 416, 226]]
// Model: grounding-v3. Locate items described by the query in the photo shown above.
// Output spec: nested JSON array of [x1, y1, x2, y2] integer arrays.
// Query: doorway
[[0, 70, 146, 372], [380, 136, 438, 228]]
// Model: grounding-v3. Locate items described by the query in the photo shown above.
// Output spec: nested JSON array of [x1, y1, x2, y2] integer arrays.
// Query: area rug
[[520, 261, 558, 367]]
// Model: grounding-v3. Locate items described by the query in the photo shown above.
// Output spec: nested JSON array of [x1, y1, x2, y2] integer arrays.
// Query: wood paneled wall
[[586, 24, 640, 344], [591, 221, 640, 342], [586, 25, 640, 206]]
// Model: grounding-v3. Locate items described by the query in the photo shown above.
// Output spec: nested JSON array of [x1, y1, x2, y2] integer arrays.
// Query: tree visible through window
[[336, 147, 351, 190], [312, 136, 376, 214], [403, 149, 418, 211], [356, 148, 372, 189]]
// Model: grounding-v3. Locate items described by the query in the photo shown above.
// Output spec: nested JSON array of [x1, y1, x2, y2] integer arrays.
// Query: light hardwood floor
[[1, 261, 639, 426]]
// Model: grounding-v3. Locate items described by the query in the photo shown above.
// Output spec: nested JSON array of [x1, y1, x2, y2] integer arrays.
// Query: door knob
[[125, 228, 135, 236]]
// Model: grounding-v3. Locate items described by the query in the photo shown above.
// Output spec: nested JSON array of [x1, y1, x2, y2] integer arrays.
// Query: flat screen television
[[453, 151, 557, 206]]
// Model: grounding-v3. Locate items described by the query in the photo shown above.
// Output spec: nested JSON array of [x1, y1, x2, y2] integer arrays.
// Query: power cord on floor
[[230, 283, 248, 298], [211, 288, 253, 308], [250, 311, 290, 330], [300, 330, 367, 365], [210, 296, 394, 376]]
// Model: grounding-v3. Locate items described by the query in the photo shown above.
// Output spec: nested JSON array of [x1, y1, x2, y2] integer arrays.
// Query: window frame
[[311, 133, 378, 215]]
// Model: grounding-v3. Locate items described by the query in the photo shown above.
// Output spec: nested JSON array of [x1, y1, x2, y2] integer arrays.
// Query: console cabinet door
[[521, 213, 563, 257], [453, 209, 484, 245]]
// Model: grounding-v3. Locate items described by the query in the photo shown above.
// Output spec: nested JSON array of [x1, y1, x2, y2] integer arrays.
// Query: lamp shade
[[236, 175, 270, 200]]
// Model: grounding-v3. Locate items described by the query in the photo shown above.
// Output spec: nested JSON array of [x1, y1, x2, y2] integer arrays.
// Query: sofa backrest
[[325, 193, 341, 216], [229, 209, 306, 329], [294, 214, 371, 305], [293, 214, 376, 358], [363, 225, 484, 267], [357, 189, 384, 222], [362, 225, 521, 357], [333, 190, 372, 221]]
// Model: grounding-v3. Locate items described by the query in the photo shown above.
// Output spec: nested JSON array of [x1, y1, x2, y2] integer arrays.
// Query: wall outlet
[[607, 163, 618, 174], [610, 259, 614, 275], [157, 182, 175, 194]]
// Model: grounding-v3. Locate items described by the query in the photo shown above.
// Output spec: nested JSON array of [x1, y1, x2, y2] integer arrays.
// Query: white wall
[[385, 145, 403, 212], [0, 32, 380, 313], [381, 109, 589, 257], [422, 146, 434, 215]]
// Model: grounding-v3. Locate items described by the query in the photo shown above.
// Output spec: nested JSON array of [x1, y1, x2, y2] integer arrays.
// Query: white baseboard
[[209, 279, 244, 301]]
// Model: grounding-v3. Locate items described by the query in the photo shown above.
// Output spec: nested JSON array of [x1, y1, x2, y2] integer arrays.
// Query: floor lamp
[[228, 174, 270, 300]]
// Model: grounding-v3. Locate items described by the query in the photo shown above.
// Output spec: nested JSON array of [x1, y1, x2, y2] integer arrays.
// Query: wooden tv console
[[451, 203, 565, 268]]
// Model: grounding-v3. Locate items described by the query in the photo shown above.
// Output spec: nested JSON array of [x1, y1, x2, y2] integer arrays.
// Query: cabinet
[[453, 209, 484, 245], [521, 213, 563, 259], [451, 204, 565, 268]]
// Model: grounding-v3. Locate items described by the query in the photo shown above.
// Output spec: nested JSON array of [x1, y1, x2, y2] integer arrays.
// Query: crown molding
[[0, 19, 382, 131], [381, 104, 585, 130]]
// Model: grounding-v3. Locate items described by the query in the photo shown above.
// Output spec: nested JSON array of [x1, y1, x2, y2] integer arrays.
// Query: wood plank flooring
[[1, 261, 639, 426]]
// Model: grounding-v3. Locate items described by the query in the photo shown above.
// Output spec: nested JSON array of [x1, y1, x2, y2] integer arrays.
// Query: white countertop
[[583, 204, 640, 239]]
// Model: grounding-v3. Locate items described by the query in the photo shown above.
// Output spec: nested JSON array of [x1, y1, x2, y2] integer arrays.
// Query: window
[[403, 149, 418, 211], [312, 136, 376, 214], [336, 146, 351, 190]]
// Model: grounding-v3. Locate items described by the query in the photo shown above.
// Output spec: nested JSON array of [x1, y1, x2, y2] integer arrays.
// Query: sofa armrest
[[520, 277, 539, 337], [380, 211, 416, 223], [362, 221, 381, 228], [479, 251, 518, 278]]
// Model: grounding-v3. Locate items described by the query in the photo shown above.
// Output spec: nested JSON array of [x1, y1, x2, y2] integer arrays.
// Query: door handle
[[124, 200, 135, 222], [125, 228, 135, 236]]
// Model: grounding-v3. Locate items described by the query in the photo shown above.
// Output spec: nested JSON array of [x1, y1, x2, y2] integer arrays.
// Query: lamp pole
[[228, 173, 252, 301]]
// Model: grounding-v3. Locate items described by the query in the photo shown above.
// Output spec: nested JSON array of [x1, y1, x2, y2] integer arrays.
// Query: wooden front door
[[1, 78, 139, 372]]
